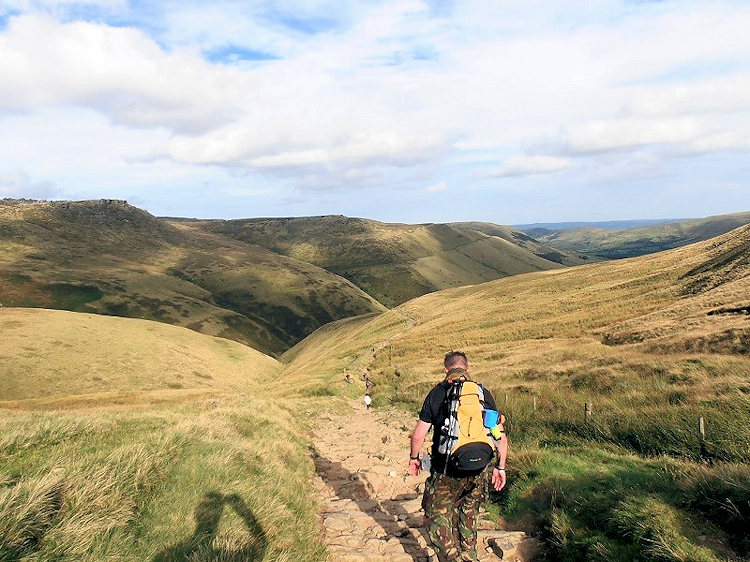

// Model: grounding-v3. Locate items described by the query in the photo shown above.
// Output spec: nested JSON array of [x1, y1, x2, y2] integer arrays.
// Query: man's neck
[[446, 367, 468, 381]]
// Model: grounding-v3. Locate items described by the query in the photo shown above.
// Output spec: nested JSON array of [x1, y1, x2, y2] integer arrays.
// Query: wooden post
[[532, 396, 537, 413], [585, 402, 592, 423], [698, 416, 707, 458], [504, 394, 508, 408]]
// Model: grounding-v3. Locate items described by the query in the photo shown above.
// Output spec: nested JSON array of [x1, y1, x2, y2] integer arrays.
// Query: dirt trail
[[311, 401, 540, 561]]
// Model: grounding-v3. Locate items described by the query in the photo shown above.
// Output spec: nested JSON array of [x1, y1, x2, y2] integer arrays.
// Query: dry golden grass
[[0, 308, 325, 560], [0, 396, 326, 561], [0, 308, 280, 401], [282, 226, 749, 388]]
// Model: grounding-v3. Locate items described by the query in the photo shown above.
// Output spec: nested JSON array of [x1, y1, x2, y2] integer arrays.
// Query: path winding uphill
[[310, 401, 540, 561]]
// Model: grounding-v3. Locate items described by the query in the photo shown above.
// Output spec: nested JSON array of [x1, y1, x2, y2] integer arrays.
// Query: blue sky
[[0, 0, 748, 223]]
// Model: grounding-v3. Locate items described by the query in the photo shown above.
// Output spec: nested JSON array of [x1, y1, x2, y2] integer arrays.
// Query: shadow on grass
[[313, 452, 432, 561], [152, 491, 267, 562]]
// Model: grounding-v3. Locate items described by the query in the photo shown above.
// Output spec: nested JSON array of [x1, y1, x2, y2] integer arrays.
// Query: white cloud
[[0, 15, 245, 133], [425, 181, 447, 192], [491, 156, 574, 178], [564, 117, 705, 154], [0, 0, 749, 216], [0, 170, 60, 198]]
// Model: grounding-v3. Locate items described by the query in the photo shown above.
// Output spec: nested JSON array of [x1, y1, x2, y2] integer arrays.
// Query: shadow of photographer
[[153, 491, 267, 562]]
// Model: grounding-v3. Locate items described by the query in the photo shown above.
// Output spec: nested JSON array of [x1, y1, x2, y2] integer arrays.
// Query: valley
[[1, 201, 748, 561]]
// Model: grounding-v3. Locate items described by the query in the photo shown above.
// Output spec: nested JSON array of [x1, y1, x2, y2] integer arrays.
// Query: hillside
[[279, 224, 750, 560], [0, 199, 384, 355], [187, 215, 591, 306], [0, 308, 281, 402], [0, 309, 326, 561], [526, 211, 750, 259]]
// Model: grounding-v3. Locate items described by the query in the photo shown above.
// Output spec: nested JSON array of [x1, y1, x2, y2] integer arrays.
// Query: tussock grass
[[0, 398, 326, 561], [280, 225, 750, 559]]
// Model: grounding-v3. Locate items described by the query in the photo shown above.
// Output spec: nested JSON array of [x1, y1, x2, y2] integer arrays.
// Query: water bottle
[[421, 454, 431, 472]]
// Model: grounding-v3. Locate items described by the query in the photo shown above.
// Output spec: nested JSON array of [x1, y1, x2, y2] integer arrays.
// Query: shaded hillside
[[191, 215, 591, 306], [527, 211, 750, 259], [0, 200, 383, 355], [279, 225, 750, 560]]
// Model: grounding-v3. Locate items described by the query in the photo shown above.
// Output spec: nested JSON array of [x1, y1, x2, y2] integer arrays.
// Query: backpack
[[437, 379, 495, 475]]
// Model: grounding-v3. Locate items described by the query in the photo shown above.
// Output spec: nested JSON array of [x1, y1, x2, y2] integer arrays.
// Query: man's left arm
[[491, 419, 508, 491], [484, 388, 508, 491]]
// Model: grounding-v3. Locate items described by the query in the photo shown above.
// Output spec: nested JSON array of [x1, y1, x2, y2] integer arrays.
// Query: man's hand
[[492, 468, 507, 491], [407, 458, 421, 476]]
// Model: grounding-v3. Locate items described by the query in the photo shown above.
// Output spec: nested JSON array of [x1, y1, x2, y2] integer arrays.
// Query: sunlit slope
[[0, 200, 384, 355], [281, 224, 750, 397], [194, 215, 590, 306], [0, 308, 281, 402], [532, 210, 750, 259]]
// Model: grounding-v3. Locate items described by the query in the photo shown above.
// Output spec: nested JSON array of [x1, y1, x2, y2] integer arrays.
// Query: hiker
[[364, 393, 372, 410], [344, 372, 352, 383], [407, 351, 508, 562]]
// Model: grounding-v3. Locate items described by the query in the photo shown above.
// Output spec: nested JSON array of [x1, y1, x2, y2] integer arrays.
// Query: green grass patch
[[44, 283, 103, 310], [0, 398, 326, 561], [490, 445, 746, 561]]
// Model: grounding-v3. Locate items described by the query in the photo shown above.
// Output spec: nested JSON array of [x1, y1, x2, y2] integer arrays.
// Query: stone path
[[311, 401, 541, 561]]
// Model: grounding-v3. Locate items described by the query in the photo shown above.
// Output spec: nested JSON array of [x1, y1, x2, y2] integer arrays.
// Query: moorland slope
[[0, 199, 383, 355], [186, 215, 590, 306], [280, 224, 750, 560], [528, 210, 750, 259], [0, 308, 327, 561], [0, 308, 280, 402]]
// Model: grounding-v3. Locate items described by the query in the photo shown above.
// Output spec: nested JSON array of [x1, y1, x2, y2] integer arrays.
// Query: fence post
[[532, 396, 537, 414], [585, 402, 592, 423], [698, 416, 707, 458]]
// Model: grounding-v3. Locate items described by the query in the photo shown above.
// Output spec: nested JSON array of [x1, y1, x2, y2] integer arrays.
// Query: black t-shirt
[[418, 371, 498, 475]]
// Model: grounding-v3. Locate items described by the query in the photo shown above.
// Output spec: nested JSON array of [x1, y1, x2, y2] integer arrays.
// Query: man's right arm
[[407, 420, 430, 476]]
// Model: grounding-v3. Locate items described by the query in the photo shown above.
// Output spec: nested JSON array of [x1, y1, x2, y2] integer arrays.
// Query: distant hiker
[[344, 372, 352, 383], [364, 393, 372, 410], [365, 378, 374, 391], [407, 351, 508, 562]]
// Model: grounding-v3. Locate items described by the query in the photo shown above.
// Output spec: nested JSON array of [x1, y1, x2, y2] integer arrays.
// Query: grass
[[0, 398, 326, 561], [198, 215, 588, 306], [488, 445, 747, 561], [0, 200, 383, 355], [1, 218, 748, 560], [533, 211, 750, 259], [0, 308, 281, 401], [276, 224, 750, 560]]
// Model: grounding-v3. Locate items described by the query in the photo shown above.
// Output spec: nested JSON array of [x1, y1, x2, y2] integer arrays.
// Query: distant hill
[[189, 215, 591, 307], [0, 199, 384, 355], [522, 211, 750, 259], [514, 218, 688, 231]]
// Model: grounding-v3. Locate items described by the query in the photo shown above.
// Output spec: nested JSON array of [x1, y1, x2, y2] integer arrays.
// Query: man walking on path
[[407, 351, 508, 562], [364, 393, 372, 410]]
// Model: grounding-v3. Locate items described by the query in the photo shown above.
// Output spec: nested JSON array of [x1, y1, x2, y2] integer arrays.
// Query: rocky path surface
[[311, 401, 540, 561]]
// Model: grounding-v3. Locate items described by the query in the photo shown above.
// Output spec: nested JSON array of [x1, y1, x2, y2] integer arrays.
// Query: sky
[[0, 0, 748, 224]]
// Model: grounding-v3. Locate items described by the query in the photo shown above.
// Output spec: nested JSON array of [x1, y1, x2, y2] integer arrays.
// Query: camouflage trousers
[[421, 469, 489, 562]]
